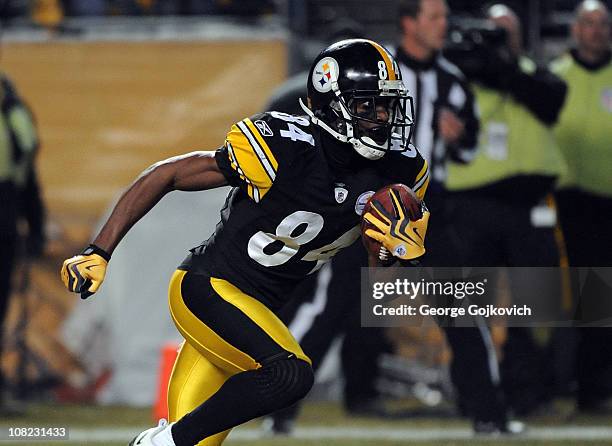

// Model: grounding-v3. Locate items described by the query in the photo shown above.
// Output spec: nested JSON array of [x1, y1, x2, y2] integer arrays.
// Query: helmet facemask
[[341, 86, 415, 160], [302, 78, 415, 160]]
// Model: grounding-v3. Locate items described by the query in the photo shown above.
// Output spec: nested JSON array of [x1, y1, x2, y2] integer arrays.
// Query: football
[[361, 184, 423, 264]]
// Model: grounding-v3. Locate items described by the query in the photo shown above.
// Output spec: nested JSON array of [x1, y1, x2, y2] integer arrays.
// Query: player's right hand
[[61, 244, 111, 299], [363, 209, 429, 261], [363, 189, 429, 261]]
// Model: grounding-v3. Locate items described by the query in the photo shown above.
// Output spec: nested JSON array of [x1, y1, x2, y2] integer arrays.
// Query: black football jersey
[[180, 111, 429, 310]]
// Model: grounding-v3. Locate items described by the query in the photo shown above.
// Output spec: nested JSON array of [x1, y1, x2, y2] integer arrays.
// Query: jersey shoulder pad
[[222, 112, 314, 202]]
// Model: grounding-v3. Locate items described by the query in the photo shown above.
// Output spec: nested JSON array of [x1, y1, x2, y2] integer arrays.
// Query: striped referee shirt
[[393, 47, 479, 189]]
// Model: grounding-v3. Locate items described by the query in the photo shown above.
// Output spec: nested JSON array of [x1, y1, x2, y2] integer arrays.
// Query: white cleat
[[129, 419, 175, 446]]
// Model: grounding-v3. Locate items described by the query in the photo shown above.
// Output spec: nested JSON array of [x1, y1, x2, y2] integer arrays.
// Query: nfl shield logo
[[334, 184, 348, 204]]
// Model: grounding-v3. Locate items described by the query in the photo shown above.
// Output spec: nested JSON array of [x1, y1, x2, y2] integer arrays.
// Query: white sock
[[152, 422, 176, 446]]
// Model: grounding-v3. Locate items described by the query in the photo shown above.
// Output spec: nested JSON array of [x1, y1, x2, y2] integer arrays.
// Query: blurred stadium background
[[1, 0, 611, 444]]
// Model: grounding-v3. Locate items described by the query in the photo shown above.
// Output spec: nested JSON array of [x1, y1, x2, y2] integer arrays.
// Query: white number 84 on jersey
[[247, 210, 360, 273]]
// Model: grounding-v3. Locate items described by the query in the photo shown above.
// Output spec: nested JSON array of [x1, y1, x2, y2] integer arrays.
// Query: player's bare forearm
[[92, 151, 227, 254]]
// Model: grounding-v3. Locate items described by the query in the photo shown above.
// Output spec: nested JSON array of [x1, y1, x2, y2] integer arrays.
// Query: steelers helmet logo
[[313, 57, 339, 93]]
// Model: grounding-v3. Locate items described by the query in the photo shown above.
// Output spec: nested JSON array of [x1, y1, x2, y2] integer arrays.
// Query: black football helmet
[[300, 39, 415, 160]]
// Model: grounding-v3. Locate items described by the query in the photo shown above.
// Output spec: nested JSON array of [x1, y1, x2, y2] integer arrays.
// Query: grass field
[[2, 400, 612, 445]]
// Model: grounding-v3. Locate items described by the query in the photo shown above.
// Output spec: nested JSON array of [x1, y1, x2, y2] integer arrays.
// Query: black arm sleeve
[[506, 68, 568, 126]]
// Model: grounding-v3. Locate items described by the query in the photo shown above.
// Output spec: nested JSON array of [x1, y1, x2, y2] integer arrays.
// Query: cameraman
[[445, 4, 568, 415]]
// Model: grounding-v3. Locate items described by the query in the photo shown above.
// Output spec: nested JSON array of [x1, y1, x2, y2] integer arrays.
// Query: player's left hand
[[363, 196, 429, 261], [61, 245, 111, 299]]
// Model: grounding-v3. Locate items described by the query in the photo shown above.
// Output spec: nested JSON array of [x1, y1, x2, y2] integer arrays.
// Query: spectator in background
[[445, 3, 568, 416], [0, 70, 46, 415], [550, 0, 612, 414]]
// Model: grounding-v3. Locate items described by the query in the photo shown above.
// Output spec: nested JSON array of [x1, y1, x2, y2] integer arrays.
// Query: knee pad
[[254, 356, 314, 410]]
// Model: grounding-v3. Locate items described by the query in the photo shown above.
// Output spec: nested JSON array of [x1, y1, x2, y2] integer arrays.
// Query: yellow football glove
[[364, 192, 430, 261], [61, 244, 111, 299]]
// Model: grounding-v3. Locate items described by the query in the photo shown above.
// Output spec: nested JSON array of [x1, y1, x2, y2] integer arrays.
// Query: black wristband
[[81, 244, 112, 262]]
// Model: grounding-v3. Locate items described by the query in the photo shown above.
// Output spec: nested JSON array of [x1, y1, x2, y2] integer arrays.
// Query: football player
[[60, 39, 430, 446]]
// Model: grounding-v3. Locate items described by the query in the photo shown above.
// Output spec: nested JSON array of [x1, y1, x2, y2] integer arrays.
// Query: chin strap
[[299, 98, 386, 160], [299, 98, 347, 143], [354, 137, 386, 160]]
